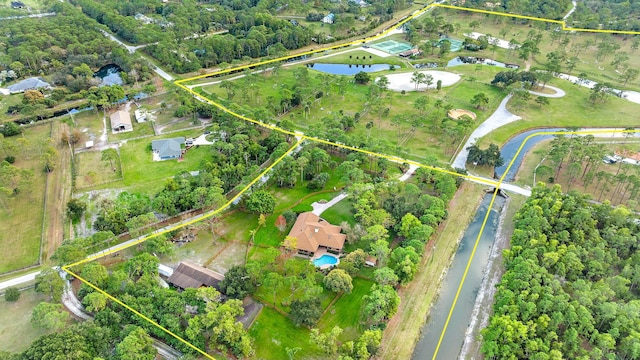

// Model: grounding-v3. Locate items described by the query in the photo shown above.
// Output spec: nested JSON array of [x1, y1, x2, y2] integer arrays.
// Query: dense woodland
[[482, 185, 640, 359], [462, 0, 572, 20], [71, 0, 409, 73], [569, 0, 640, 32]]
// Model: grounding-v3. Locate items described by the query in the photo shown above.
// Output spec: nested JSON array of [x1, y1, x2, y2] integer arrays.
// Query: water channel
[[412, 194, 505, 360], [306, 63, 399, 75]]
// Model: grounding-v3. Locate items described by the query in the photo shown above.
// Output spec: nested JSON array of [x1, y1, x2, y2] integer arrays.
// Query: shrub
[[5, 287, 20, 302]]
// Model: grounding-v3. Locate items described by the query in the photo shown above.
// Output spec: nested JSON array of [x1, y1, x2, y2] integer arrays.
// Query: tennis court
[[440, 37, 464, 52], [371, 40, 413, 54]]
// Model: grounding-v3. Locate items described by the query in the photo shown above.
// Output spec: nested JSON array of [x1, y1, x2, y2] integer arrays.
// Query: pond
[[306, 63, 399, 75], [412, 194, 506, 360], [94, 64, 124, 86], [447, 56, 519, 69]]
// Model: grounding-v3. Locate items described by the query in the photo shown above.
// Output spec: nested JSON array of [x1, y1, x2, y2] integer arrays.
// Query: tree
[[354, 72, 371, 84], [373, 267, 399, 287], [470, 92, 489, 110], [369, 240, 391, 267], [246, 190, 276, 214], [290, 298, 322, 327], [410, 71, 426, 90], [31, 302, 70, 331], [23, 90, 44, 104], [324, 269, 353, 294], [535, 96, 550, 107], [67, 198, 86, 222], [589, 83, 614, 104], [621, 68, 639, 86], [219, 265, 255, 299], [4, 287, 20, 302], [310, 326, 343, 355], [34, 268, 64, 302], [116, 327, 156, 360], [101, 148, 118, 170], [362, 284, 400, 327]]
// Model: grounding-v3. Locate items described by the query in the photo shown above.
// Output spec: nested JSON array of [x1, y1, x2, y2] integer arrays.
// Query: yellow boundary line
[[61, 2, 640, 357]]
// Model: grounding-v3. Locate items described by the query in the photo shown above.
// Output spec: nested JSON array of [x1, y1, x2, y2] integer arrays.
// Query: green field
[[0, 124, 50, 273], [201, 62, 507, 162], [75, 150, 122, 189], [478, 79, 640, 146], [0, 289, 51, 353], [91, 129, 211, 195], [318, 278, 374, 341]]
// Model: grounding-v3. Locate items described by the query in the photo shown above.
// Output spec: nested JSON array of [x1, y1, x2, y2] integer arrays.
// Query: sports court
[[440, 37, 464, 51], [370, 40, 413, 54]]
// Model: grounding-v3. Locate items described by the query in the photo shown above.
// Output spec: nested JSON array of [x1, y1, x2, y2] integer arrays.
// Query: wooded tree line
[[482, 185, 640, 359], [0, 254, 253, 359], [464, 0, 572, 20], [535, 135, 640, 207], [570, 0, 640, 32], [0, 3, 147, 88]]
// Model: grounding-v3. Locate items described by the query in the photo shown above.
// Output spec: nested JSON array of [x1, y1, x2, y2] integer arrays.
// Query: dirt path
[[376, 182, 486, 360], [43, 122, 72, 261]]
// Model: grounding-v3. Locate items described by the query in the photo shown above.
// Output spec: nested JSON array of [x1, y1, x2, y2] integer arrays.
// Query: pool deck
[[310, 249, 340, 270]]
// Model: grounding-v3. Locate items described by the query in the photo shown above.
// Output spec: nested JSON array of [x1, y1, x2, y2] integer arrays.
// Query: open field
[[0, 289, 51, 353], [318, 277, 374, 341], [0, 123, 50, 274], [201, 62, 507, 162], [377, 181, 486, 360], [249, 307, 324, 360], [479, 79, 640, 147], [75, 150, 122, 189], [89, 129, 211, 195]]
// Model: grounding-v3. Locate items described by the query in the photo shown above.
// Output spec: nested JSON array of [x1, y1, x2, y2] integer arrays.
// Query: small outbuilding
[[398, 48, 421, 58], [109, 110, 133, 133], [167, 261, 225, 290], [365, 256, 378, 267], [152, 137, 185, 161], [11, 1, 25, 9]]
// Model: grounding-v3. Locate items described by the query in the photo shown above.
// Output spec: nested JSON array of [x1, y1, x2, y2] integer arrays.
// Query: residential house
[[167, 261, 225, 291], [322, 13, 335, 24], [286, 212, 346, 256], [109, 110, 133, 133], [151, 137, 185, 161], [7, 77, 51, 94]]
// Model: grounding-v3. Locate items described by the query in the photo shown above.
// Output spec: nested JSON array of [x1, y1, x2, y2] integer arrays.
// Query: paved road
[[528, 84, 566, 98], [563, 0, 578, 20], [0, 271, 41, 292]]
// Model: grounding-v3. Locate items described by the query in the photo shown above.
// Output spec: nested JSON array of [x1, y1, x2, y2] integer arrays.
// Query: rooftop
[[167, 261, 225, 290], [287, 212, 346, 253]]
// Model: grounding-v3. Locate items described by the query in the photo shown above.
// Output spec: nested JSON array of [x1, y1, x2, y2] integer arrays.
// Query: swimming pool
[[313, 254, 339, 267]]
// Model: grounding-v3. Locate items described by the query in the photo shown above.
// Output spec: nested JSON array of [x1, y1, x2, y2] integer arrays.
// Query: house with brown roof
[[286, 212, 346, 256], [167, 261, 225, 290]]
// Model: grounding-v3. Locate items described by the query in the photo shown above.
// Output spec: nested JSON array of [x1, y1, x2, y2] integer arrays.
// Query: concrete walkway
[[0, 271, 41, 292], [563, 0, 578, 20], [452, 94, 521, 169], [528, 84, 566, 98]]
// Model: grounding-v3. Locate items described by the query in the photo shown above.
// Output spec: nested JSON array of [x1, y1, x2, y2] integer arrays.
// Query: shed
[[322, 13, 335, 24], [11, 1, 25, 9], [85, 140, 94, 148], [365, 256, 378, 267], [167, 261, 225, 290], [109, 110, 133, 132], [152, 137, 185, 161]]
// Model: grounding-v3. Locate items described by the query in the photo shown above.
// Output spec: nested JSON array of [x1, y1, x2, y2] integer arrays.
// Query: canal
[[412, 193, 505, 360]]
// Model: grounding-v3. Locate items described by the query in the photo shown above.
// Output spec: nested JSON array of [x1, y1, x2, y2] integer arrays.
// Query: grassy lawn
[[428, 8, 640, 91], [249, 307, 324, 360], [71, 110, 104, 145], [312, 50, 406, 68], [377, 181, 486, 359], [200, 63, 507, 163], [478, 80, 640, 147], [0, 93, 23, 123], [318, 277, 374, 341], [109, 120, 155, 141], [75, 150, 122, 189], [321, 200, 356, 226], [91, 129, 211, 195], [0, 289, 51, 353], [0, 123, 50, 273]]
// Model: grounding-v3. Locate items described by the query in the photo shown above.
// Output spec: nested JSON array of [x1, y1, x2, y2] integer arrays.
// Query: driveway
[[452, 94, 521, 169]]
